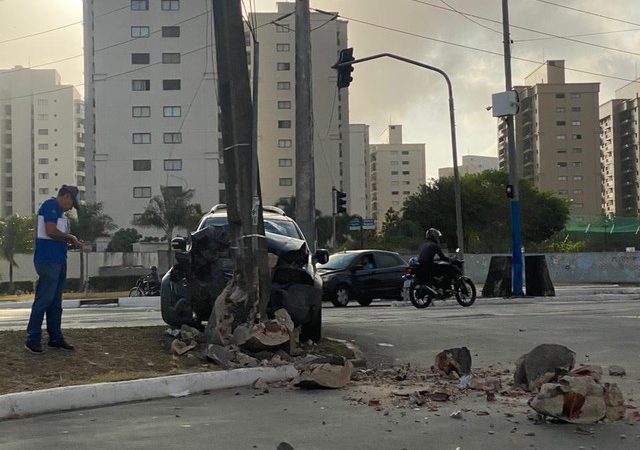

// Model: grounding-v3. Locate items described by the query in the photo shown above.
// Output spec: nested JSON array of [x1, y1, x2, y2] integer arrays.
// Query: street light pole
[[501, 0, 524, 296], [334, 53, 464, 257]]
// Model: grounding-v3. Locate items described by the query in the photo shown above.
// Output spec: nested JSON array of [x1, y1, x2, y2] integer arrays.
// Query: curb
[[0, 365, 297, 421], [0, 297, 159, 310]]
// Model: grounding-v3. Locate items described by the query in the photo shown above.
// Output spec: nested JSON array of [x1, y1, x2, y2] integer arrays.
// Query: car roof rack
[[209, 204, 286, 216]]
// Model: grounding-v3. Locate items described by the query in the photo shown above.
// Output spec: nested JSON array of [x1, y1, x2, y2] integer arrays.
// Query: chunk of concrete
[[529, 375, 606, 424], [514, 344, 575, 391]]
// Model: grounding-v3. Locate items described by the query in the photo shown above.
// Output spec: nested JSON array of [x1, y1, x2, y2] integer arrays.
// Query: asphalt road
[[1, 295, 639, 449]]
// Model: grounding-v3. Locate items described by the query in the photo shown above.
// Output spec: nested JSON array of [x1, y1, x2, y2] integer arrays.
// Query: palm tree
[[132, 186, 202, 255], [0, 215, 35, 293]]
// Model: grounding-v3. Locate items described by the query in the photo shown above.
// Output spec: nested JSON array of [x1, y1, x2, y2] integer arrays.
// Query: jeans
[[26, 262, 67, 343]]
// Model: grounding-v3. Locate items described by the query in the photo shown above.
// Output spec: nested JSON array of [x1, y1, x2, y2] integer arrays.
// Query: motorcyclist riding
[[417, 228, 458, 288]]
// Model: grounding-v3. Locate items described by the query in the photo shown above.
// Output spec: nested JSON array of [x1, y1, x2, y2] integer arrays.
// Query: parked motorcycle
[[401, 250, 476, 308], [129, 273, 161, 297]]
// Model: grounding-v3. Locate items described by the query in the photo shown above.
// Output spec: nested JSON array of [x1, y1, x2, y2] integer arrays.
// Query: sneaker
[[48, 339, 75, 351], [25, 341, 43, 354]]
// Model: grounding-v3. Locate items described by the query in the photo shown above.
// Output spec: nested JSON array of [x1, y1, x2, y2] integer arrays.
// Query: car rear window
[[200, 216, 302, 239]]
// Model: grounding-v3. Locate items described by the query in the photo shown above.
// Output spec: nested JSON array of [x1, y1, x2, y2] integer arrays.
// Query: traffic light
[[335, 190, 347, 214], [506, 184, 514, 199], [334, 48, 355, 89]]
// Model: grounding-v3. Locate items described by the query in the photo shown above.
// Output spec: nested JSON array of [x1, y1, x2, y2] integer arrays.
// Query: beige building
[[438, 155, 498, 179], [348, 124, 369, 218], [247, 3, 350, 215], [498, 60, 601, 217], [0, 67, 84, 216], [599, 78, 640, 217], [83, 0, 220, 230], [369, 125, 425, 229]]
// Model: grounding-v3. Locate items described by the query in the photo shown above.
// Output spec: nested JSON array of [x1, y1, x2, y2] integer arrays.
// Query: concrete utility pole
[[501, 0, 524, 296], [295, 0, 317, 249], [211, 0, 269, 325]]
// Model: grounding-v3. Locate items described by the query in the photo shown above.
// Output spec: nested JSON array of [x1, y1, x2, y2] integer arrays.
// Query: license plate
[[403, 279, 412, 289]]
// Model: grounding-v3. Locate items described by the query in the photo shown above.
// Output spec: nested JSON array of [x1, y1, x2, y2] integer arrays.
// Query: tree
[[381, 208, 401, 238], [403, 170, 570, 253], [0, 215, 35, 293], [107, 228, 143, 252], [132, 186, 203, 254]]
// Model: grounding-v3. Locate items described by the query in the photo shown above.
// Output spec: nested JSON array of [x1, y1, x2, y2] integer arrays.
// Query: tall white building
[[0, 67, 84, 216], [368, 125, 426, 229], [438, 155, 499, 179], [83, 0, 220, 230], [247, 3, 350, 214], [348, 124, 369, 218]]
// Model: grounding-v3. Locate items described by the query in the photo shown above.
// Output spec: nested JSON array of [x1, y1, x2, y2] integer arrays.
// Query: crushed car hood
[[265, 231, 308, 265]]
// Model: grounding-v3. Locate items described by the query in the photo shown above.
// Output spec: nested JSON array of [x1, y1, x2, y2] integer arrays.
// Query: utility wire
[[533, 0, 640, 28], [515, 28, 640, 43], [438, 0, 502, 35]]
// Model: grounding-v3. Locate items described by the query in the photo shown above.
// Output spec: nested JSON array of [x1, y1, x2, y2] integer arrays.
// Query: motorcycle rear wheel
[[409, 284, 433, 309], [454, 277, 476, 307], [129, 287, 143, 297]]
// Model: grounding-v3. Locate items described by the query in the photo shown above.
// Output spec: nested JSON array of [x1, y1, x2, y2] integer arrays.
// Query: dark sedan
[[317, 250, 408, 307]]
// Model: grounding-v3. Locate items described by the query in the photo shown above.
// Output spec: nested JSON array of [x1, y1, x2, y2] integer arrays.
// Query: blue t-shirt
[[34, 198, 68, 264]]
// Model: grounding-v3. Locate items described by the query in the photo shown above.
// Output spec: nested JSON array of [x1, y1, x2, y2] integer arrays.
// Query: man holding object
[[25, 185, 83, 353]]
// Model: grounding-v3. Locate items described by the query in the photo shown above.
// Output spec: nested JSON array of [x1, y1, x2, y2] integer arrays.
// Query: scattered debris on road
[[514, 343, 576, 392]]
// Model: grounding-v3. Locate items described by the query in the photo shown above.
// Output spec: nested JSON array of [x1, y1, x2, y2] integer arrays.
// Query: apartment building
[[369, 125, 425, 229], [600, 78, 640, 216], [498, 60, 601, 217], [348, 124, 369, 218], [0, 67, 84, 216], [83, 0, 220, 230], [438, 154, 498, 179], [247, 3, 350, 215]]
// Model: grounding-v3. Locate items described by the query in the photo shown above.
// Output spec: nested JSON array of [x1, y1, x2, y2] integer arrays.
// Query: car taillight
[[405, 267, 416, 275]]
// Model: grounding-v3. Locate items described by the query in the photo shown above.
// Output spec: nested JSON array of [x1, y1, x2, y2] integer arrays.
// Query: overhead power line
[[515, 28, 640, 43], [533, 0, 640, 28], [438, 0, 502, 35]]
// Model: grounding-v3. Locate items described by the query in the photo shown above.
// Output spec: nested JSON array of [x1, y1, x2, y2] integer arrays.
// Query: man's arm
[[45, 222, 82, 249]]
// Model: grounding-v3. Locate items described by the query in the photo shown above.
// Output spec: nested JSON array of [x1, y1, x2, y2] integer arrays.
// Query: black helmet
[[425, 228, 442, 241], [151, 266, 157, 271]]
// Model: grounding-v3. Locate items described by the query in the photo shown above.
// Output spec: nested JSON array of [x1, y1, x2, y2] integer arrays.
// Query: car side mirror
[[315, 249, 329, 265], [171, 236, 187, 252]]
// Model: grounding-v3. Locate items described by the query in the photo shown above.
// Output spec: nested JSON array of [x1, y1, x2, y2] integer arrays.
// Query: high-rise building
[[498, 60, 601, 217], [368, 125, 425, 229], [600, 78, 640, 216], [0, 67, 84, 216], [247, 3, 350, 215], [348, 124, 369, 218], [83, 0, 220, 230], [438, 155, 498, 179]]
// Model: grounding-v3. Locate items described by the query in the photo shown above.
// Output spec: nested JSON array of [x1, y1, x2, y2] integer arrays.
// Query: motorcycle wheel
[[409, 284, 433, 309], [455, 277, 476, 307], [129, 287, 143, 297]]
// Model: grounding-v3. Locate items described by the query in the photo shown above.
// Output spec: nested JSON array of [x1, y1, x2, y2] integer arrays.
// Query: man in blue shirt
[[25, 185, 83, 354]]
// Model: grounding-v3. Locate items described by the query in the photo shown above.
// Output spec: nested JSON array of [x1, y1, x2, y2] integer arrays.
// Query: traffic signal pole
[[333, 52, 464, 258]]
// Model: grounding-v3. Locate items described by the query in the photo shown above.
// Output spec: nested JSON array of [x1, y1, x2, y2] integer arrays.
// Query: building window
[[572, 162, 582, 167], [573, 175, 583, 181], [277, 62, 291, 71], [132, 133, 151, 144], [558, 190, 568, 195], [38, 188, 49, 195], [572, 147, 583, 154], [556, 121, 566, 126], [131, 26, 150, 38], [161, 26, 180, 37], [162, 53, 181, 64], [277, 82, 291, 90], [164, 159, 182, 171], [38, 173, 49, 180], [391, 191, 399, 195], [38, 129, 48, 135], [557, 162, 567, 167], [572, 134, 582, 140], [390, 161, 398, 166], [132, 79, 150, 91], [37, 99, 48, 106], [133, 187, 152, 198], [278, 139, 292, 148], [573, 189, 583, 195], [131, 0, 148, 11], [276, 43, 290, 52], [391, 171, 398, 175], [556, 134, 566, 140], [38, 144, 49, 150], [558, 176, 567, 181], [133, 160, 151, 171], [161, 0, 180, 10], [38, 158, 49, 164], [555, 93, 565, 99], [163, 106, 182, 117], [131, 53, 150, 64], [279, 178, 293, 186], [556, 148, 567, 154], [573, 202, 584, 209], [278, 120, 291, 129], [403, 191, 411, 195], [132, 106, 151, 117], [163, 132, 182, 144], [38, 114, 48, 121], [571, 107, 581, 112], [275, 24, 289, 33], [278, 158, 293, 167], [401, 161, 410, 165], [163, 79, 181, 90], [572, 120, 581, 126], [277, 101, 291, 109], [556, 107, 566, 113], [402, 171, 410, 175], [401, 151, 409, 155], [571, 93, 581, 99]]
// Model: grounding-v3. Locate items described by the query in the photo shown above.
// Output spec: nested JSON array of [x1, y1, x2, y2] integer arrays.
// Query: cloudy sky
[[1, 0, 639, 177]]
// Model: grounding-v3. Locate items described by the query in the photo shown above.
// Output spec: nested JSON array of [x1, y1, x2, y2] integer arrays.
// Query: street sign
[[362, 219, 376, 230], [349, 218, 362, 231]]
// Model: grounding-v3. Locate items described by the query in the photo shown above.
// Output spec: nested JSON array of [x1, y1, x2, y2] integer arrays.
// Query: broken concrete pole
[[434, 347, 472, 377], [293, 358, 354, 389], [603, 383, 625, 421], [170, 339, 197, 356], [235, 352, 259, 368], [529, 375, 606, 424], [514, 344, 575, 391], [179, 324, 202, 342], [205, 343, 236, 369], [570, 365, 603, 383], [239, 319, 291, 353]]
